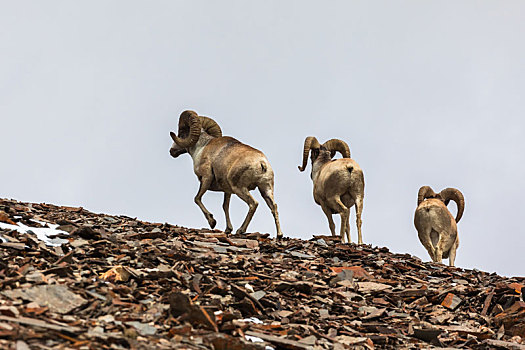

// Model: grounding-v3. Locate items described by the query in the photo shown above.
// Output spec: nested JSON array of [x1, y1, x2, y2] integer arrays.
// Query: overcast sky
[[1, 1, 524, 277]]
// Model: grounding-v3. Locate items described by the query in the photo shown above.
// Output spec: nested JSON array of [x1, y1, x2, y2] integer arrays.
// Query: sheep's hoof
[[208, 217, 217, 229], [225, 227, 233, 234], [235, 228, 246, 235]]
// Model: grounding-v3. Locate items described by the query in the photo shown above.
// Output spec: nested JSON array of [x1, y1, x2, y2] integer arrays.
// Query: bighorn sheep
[[298, 137, 364, 244], [169, 110, 283, 239], [414, 186, 465, 266]]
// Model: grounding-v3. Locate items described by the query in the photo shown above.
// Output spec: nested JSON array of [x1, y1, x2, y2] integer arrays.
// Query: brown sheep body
[[299, 137, 365, 244], [170, 111, 283, 238], [414, 186, 465, 266]]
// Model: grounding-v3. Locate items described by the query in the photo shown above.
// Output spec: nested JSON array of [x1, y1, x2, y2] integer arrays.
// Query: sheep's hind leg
[[434, 247, 443, 264], [332, 198, 349, 243], [222, 193, 233, 234], [339, 211, 350, 244], [434, 231, 448, 264], [233, 187, 258, 234], [321, 205, 336, 238], [448, 236, 459, 267], [354, 196, 364, 245], [418, 228, 436, 262], [194, 176, 217, 229], [345, 209, 351, 244], [258, 185, 283, 239]]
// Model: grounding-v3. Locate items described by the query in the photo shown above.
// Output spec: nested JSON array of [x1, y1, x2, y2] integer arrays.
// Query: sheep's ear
[[170, 131, 177, 142]]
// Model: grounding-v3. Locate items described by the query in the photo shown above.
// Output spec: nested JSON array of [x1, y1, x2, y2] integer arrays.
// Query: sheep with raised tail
[[298, 136, 364, 244]]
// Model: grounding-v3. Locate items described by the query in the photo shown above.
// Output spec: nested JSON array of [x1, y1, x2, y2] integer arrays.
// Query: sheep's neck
[[311, 153, 332, 180], [188, 132, 214, 161]]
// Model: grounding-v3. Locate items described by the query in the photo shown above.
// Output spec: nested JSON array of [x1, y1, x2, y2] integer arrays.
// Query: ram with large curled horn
[[169, 110, 283, 239], [298, 136, 365, 244], [414, 185, 465, 266]]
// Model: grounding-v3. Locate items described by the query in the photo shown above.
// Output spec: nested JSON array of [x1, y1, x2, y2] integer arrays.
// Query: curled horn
[[440, 188, 465, 223], [417, 186, 436, 206], [171, 110, 202, 148], [200, 116, 222, 138], [323, 139, 351, 159], [298, 136, 320, 172]]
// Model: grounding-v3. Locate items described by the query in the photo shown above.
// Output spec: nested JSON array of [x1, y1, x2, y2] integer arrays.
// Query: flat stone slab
[[2, 285, 87, 314]]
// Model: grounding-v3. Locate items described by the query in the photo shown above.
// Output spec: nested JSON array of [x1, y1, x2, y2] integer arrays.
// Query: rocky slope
[[0, 198, 524, 349]]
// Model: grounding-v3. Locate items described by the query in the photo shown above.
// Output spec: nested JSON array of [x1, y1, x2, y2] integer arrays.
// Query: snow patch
[[0, 222, 69, 246], [245, 335, 264, 343], [240, 317, 263, 324], [245, 335, 275, 350]]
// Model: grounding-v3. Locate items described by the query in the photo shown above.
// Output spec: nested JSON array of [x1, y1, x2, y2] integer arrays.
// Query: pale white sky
[[1, 1, 524, 277]]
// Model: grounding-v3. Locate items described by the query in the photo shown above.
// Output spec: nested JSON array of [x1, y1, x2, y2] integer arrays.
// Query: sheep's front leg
[[321, 205, 336, 237], [222, 193, 233, 234], [194, 175, 216, 229], [233, 187, 258, 234]]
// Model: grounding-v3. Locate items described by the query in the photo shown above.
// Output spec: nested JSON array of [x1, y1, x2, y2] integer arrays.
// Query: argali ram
[[414, 186, 465, 266], [298, 136, 365, 244], [169, 110, 283, 239]]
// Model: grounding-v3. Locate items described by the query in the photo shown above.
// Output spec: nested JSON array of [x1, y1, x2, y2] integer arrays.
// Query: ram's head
[[298, 136, 351, 172], [169, 110, 222, 158]]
